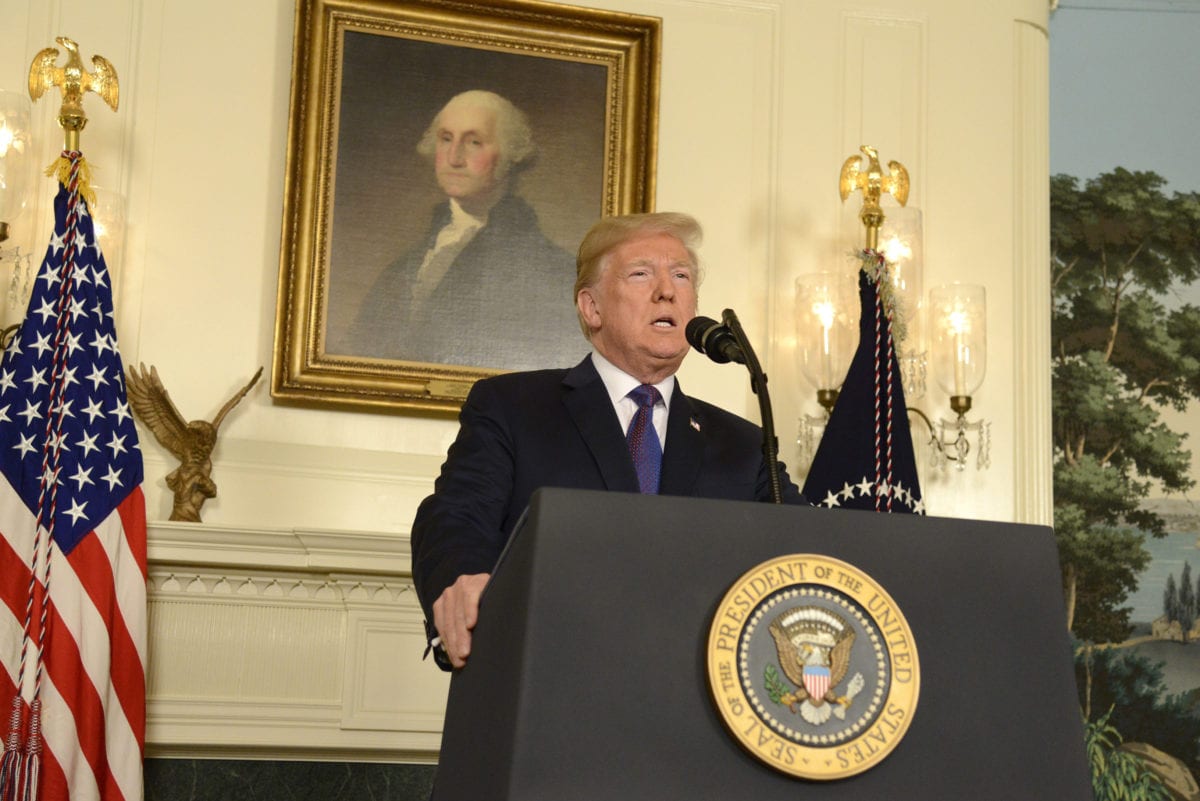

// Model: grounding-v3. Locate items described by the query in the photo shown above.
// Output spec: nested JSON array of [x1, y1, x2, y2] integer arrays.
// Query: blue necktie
[[626, 385, 663, 494]]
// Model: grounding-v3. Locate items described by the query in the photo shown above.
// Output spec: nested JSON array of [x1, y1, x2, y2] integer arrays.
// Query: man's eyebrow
[[437, 126, 487, 138], [625, 257, 694, 269]]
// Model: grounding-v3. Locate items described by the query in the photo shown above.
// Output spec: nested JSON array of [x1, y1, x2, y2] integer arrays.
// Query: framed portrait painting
[[272, 0, 661, 413]]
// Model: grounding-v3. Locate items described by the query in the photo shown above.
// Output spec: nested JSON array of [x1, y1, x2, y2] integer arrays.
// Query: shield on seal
[[803, 665, 831, 701]]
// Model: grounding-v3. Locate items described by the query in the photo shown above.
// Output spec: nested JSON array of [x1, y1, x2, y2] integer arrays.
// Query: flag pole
[[0, 37, 121, 801]]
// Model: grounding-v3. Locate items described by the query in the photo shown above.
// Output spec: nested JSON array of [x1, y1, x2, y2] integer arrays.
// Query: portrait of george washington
[[323, 32, 607, 371]]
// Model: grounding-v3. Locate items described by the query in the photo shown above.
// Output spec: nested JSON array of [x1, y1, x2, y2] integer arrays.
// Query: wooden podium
[[431, 488, 1092, 800]]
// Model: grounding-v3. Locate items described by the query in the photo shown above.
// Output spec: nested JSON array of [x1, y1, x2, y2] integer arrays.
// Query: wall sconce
[[0, 90, 34, 317], [89, 185, 127, 276], [0, 90, 32, 244], [795, 271, 857, 461], [922, 283, 990, 470], [797, 146, 989, 473], [877, 206, 925, 400]]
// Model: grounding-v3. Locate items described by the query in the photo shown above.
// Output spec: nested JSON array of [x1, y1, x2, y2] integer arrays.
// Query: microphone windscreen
[[685, 316, 722, 353]]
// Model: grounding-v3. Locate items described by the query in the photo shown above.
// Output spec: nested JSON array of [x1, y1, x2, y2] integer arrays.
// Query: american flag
[[0, 153, 146, 800]]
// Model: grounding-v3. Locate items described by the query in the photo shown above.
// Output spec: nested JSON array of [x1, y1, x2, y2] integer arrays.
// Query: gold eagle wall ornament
[[126, 364, 263, 523]]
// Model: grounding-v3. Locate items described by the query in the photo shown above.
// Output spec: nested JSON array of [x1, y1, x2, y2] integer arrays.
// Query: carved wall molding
[[145, 520, 448, 762]]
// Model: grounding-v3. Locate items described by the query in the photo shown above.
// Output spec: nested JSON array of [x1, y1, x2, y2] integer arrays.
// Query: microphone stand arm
[[721, 308, 783, 504]]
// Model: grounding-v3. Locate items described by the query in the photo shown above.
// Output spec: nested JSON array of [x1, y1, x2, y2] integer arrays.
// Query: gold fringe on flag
[[44, 155, 97, 207]]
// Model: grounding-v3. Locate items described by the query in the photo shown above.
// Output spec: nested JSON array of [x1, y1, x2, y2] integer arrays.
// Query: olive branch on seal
[[764, 664, 790, 705]]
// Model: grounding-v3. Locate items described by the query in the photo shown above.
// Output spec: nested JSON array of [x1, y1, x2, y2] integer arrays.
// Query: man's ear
[[577, 288, 601, 329]]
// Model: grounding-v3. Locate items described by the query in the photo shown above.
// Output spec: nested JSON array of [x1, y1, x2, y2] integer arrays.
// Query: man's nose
[[447, 139, 466, 165], [652, 269, 675, 300]]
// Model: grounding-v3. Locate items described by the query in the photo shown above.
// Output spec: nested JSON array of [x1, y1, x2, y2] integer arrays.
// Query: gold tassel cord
[[44, 155, 97, 207]]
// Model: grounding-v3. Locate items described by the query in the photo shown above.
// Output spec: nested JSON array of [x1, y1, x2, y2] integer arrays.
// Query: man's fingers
[[459, 573, 489, 630], [432, 573, 491, 669], [434, 594, 471, 665]]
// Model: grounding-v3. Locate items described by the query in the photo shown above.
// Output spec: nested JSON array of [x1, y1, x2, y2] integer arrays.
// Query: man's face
[[577, 231, 698, 384], [433, 101, 504, 211]]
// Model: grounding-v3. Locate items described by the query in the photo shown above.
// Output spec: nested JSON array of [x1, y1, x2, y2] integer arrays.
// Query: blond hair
[[573, 212, 704, 338]]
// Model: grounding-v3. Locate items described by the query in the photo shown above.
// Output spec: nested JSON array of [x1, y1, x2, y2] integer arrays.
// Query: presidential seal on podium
[[707, 554, 920, 780]]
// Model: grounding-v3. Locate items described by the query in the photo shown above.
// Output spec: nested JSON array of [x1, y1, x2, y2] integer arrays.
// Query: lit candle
[[822, 324, 831, 387], [815, 300, 835, 388], [954, 331, 965, 396], [948, 308, 968, 396]]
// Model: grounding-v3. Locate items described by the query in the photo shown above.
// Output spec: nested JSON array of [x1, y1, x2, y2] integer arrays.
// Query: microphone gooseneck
[[686, 310, 783, 504]]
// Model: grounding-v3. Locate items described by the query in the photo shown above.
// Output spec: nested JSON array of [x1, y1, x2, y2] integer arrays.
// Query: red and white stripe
[[1, 475, 146, 801]]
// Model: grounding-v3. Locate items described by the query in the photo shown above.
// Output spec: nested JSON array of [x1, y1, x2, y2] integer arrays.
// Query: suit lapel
[[660, 383, 705, 496], [562, 356, 641, 493]]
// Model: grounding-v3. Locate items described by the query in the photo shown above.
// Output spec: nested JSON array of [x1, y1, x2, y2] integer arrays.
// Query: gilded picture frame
[[272, 0, 660, 413]]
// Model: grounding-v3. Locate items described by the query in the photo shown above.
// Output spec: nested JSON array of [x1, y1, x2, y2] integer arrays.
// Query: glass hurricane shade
[[876, 206, 924, 351], [928, 283, 986, 398], [89, 185, 126, 268], [0, 91, 32, 236], [795, 271, 857, 392]]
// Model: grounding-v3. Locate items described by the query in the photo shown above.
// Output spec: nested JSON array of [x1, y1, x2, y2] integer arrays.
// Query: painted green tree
[[1050, 168, 1200, 643], [1161, 562, 1197, 641], [1179, 562, 1196, 642]]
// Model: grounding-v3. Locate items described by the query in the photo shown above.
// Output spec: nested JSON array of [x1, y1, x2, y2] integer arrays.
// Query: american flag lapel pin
[[690, 417, 701, 432]]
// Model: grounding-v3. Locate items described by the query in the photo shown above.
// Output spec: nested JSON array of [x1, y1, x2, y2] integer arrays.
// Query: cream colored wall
[[0, 0, 1050, 760]]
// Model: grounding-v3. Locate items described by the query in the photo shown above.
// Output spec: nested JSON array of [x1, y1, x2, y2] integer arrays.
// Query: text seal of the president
[[706, 554, 919, 780]]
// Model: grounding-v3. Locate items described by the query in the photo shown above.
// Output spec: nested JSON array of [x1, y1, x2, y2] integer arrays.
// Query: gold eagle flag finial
[[838, 145, 909, 250], [28, 36, 119, 153]]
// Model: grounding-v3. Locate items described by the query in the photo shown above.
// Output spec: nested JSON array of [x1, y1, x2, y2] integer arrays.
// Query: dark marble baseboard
[[145, 759, 436, 801]]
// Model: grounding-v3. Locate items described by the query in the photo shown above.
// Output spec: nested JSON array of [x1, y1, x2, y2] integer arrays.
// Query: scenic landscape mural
[[1051, 3, 1200, 797]]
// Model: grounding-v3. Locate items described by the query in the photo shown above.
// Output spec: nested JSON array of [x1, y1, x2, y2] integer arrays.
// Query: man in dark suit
[[411, 212, 804, 670]]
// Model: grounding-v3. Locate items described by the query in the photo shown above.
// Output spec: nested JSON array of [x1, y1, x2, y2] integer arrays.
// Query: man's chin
[[648, 348, 689, 374], [437, 183, 473, 197], [438, 184, 504, 214]]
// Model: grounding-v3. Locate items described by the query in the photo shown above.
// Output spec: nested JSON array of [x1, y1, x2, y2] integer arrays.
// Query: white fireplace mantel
[[146, 519, 447, 762]]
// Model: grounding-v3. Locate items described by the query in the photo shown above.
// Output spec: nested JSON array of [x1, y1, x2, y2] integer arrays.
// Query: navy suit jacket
[[410, 355, 804, 666]]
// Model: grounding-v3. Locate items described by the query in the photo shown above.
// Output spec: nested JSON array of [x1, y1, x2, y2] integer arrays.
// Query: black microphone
[[686, 316, 746, 365]]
